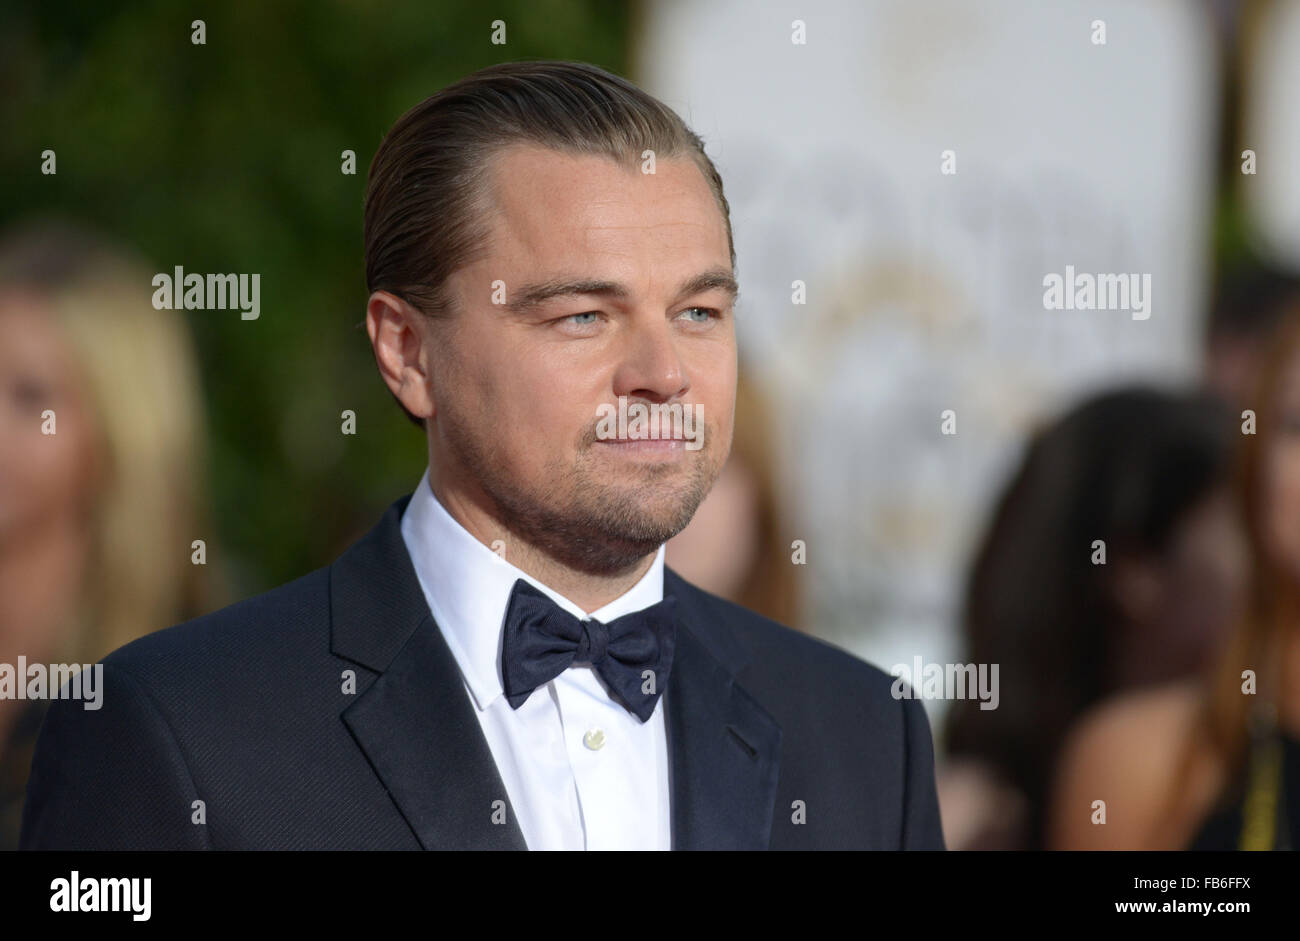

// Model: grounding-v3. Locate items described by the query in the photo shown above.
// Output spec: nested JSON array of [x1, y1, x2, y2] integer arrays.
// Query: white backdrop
[[635, 0, 1219, 729], [1245, 0, 1300, 267]]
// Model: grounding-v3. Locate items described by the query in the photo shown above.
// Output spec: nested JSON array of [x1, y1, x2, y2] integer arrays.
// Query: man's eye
[[678, 307, 717, 323], [567, 312, 600, 325]]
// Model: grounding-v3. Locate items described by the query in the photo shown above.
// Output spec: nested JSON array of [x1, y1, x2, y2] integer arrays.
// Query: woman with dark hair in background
[[940, 386, 1247, 850], [1051, 310, 1300, 850]]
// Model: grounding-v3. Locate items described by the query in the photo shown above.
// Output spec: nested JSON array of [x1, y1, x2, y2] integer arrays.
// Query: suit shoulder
[[101, 564, 332, 685]]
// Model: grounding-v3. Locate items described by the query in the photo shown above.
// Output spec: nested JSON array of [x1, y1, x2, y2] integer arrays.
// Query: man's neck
[[427, 478, 656, 614]]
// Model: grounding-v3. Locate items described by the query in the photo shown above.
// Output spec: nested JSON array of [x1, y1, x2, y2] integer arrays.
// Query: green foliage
[[0, 0, 631, 596]]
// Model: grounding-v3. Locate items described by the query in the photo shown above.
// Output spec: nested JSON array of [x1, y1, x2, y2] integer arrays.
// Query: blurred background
[[4, 0, 1300, 851]]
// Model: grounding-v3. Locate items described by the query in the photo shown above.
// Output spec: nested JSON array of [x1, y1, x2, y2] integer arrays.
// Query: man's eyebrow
[[502, 267, 739, 314], [676, 268, 740, 306]]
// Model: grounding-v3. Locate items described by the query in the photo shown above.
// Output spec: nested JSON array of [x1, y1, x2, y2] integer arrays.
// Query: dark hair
[[1206, 259, 1300, 344], [943, 385, 1236, 849], [363, 60, 736, 428]]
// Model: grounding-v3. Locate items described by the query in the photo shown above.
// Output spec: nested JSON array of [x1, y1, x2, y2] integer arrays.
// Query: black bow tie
[[499, 578, 676, 722]]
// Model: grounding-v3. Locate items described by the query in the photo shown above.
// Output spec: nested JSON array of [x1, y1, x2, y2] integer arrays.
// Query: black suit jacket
[[21, 493, 946, 850]]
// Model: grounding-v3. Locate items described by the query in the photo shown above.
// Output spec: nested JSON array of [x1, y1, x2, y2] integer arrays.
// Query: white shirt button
[[583, 728, 606, 751]]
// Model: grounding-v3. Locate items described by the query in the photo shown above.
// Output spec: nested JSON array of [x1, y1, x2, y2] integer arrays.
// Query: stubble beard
[[444, 416, 724, 576]]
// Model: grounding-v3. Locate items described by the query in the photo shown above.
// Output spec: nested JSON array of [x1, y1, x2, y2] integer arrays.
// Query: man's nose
[[611, 316, 689, 402]]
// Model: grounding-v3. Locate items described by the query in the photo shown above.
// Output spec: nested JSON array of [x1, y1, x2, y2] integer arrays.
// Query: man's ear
[[365, 290, 435, 423]]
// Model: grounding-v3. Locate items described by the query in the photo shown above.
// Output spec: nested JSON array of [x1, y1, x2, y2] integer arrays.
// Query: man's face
[[427, 143, 737, 575]]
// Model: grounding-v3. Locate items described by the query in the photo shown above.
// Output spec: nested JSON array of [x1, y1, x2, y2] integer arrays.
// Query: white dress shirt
[[398, 466, 672, 850]]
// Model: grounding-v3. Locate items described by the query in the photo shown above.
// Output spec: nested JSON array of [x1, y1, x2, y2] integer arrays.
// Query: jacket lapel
[[663, 569, 783, 850], [326, 493, 782, 850], [330, 494, 527, 850]]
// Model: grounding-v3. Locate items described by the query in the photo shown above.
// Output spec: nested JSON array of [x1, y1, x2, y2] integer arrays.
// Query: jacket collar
[[330, 493, 781, 850]]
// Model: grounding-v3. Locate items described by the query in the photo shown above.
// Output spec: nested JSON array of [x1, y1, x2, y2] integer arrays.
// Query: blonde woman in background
[[0, 218, 228, 848]]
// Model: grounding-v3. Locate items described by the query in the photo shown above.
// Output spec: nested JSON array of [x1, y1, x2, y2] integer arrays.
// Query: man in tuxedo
[[21, 60, 945, 850]]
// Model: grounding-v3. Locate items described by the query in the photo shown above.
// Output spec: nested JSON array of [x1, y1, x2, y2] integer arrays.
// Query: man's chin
[[586, 501, 698, 544], [551, 495, 704, 572], [474, 448, 721, 573]]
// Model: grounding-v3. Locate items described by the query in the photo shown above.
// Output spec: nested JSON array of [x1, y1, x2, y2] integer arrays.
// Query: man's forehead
[[484, 144, 720, 231], [476, 144, 729, 283]]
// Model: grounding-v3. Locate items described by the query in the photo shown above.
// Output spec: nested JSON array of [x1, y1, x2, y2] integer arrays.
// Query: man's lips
[[594, 437, 690, 456], [597, 437, 686, 444], [599, 435, 687, 442]]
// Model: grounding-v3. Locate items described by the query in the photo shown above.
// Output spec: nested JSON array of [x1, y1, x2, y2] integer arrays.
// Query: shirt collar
[[398, 466, 666, 711]]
